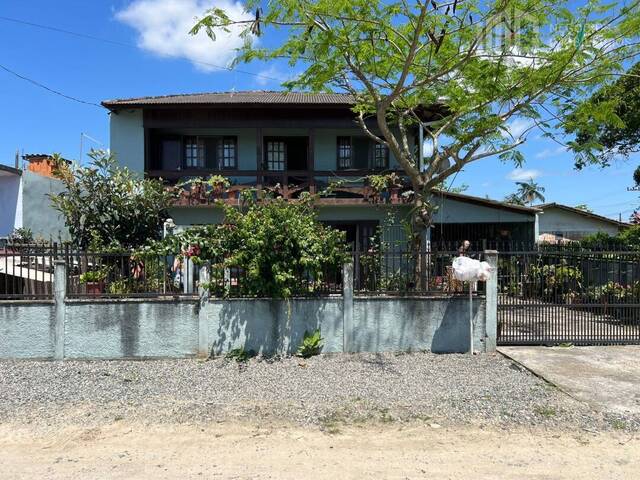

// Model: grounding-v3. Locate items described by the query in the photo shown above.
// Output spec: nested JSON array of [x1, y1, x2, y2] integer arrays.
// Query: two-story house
[[102, 91, 538, 249]]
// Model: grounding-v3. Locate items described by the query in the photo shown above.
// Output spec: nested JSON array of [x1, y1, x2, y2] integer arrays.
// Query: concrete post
[[484, 250, 498, 352], [53, 260, 66, 360], [197, 263, 210, 358], [342, 262, 354, 353], [184, 258, 195, 294]]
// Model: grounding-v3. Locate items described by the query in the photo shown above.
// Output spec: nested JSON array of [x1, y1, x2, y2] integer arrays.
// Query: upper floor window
[[184, 136, 205, 168], [337, 136, 352, 169], [373, 143, 389, 169], [266, 141, 286, 171], [336, 136, 389, 170], [181, 136, 237, 170]]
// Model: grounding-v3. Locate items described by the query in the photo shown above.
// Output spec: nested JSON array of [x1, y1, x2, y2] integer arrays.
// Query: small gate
[[497, 249, 640, 345]]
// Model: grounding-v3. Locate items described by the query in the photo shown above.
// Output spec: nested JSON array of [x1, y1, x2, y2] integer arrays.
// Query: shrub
[[296, 329, 323, 358], [143, 194, 347, 299]]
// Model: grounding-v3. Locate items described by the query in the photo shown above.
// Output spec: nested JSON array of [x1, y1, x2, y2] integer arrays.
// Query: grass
[[611, 419, 627, 430], [533, 405, 557, 417]]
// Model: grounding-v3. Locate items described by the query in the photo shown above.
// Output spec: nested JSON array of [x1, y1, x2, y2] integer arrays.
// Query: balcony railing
[[155, 170, 412, 206]]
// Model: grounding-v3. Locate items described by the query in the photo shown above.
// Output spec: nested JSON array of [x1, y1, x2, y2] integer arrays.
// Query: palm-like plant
[[515, 180, 546, 206]]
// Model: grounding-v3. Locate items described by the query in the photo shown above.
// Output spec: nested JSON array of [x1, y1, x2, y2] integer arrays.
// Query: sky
[[0, 0, 638, 222]]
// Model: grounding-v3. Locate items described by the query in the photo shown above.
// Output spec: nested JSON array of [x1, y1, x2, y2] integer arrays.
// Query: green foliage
[[366, 173, 401, 194], [567, 62, 640, 166], [515, 180, 546, 206], [634, 165, 640, 186], [143, 196, 347, 298], [580, 225, 640, 250], [49, 149, 174, 249], [574, 204, 592, 213], [296, 329, 323, 358], [79, 266, 110, 284], [192, 0, 640, 198], [8, 228, 34, 244], [226, 347, 253, 362]]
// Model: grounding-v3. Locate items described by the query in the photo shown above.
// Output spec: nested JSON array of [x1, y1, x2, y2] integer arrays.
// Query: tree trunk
[[410, 192, 433, 290]]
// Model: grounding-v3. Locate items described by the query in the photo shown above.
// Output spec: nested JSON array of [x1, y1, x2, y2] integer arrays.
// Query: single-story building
[[536, 203, 628, 241], [0, 155, 69, 242]]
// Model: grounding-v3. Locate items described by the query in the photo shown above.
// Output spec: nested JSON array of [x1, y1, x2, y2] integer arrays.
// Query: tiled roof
[[102, 91, 356, 108], [537, 203, 629, 226]]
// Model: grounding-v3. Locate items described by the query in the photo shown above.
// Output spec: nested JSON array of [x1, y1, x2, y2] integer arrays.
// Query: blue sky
[[0, 0, 637, 221]]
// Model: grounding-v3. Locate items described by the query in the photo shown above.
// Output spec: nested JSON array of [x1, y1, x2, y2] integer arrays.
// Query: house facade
[[103, 91, 538, 250], [0, 156, 69, 242], [537, 203, 628, 242]]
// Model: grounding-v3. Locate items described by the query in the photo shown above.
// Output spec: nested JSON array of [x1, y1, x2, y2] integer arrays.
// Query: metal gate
[[497, 249, 640, 345]]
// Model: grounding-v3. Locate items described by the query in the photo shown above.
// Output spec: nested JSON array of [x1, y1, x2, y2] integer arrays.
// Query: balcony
[[165, 171, 412, 207]]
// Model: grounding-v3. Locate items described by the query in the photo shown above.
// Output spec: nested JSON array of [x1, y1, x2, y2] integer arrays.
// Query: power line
[[0, 15, 280, 82], [0, 63, 103, 108]]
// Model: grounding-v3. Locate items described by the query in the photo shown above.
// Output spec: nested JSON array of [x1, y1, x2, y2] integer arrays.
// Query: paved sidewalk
[[498, 346, 640, 415]]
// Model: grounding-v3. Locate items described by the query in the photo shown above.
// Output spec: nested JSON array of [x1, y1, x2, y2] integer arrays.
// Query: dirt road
[[1, 421, 638, 479]]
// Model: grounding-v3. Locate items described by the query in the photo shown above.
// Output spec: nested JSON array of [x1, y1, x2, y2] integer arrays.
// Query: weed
[[296, 329, 323, 358], [226, 347, 254, 362], [533, 405, 557, 417], [611, 419, 626, 430]]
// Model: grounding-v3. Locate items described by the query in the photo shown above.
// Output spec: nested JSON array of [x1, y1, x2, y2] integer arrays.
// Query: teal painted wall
[[110, 109, 145, 173]]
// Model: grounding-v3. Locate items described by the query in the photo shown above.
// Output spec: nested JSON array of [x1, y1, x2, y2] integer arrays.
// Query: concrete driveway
[[498, 346, 640, 415]]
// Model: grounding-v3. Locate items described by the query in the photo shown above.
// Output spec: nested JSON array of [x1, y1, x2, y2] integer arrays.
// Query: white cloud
[[507, 168, 542, 181], [504, 119, 534, 140], [116, 0, 253, 72], [534, 145, 568, 159]]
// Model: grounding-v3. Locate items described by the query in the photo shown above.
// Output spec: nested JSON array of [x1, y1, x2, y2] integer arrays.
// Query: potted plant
[[79, 266, 110, 295], [206, 175, 231, 200]]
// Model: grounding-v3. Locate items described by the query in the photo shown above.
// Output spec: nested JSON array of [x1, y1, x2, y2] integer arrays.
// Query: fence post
[[484, 250, 498, 353], [197, 263, 210, 358], [53, 260, 67, 360], [343, 261, 354, 353]]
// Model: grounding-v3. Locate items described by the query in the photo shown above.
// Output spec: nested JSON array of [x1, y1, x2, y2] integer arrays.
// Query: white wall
[[538, 208, 621, 239], [109, 109, 145, 173], [0, 174, 22, 236], [433, 197, 534, 223]]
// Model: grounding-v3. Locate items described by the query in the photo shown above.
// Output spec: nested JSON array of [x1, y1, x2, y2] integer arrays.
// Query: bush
[[50, 149, 174, 249], [296, 329, 323, 358], [144, 194, 347, 298]]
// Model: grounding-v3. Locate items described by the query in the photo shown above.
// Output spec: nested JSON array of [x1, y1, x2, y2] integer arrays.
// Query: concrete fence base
[[0, 253, 498, 360]]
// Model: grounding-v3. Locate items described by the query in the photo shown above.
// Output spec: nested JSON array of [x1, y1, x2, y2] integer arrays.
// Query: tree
[[192, 0, 640, 256], [504, 193, 526, 206], [515, 180, 546, 205], [634, 165, 640, 186], [50, 150, 174, 249], [566, 62, 640, 166]]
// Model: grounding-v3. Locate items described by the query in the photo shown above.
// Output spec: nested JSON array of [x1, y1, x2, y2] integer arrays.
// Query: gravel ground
[[1, 353, 637, 432]]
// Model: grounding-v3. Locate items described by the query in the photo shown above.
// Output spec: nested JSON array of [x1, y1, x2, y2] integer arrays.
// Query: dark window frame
[[265, 138, 287, 171], [336, 136, 390, 170], [161, 135, 237, 170], [336, 136, 353, 170], [372, 142, 389, 170]]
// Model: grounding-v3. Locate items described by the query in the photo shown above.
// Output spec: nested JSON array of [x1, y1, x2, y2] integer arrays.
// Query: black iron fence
[[64, 250, 199, 298], [353, 249, 486, 296], [497, 249, 640, 345], [0, 245, 56, 299]]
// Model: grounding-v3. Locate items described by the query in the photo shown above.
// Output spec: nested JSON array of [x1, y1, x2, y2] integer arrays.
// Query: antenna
[[79, 132, 103, 164]]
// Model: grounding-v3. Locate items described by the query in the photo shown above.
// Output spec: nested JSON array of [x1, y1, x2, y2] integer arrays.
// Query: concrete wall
[[204, 298, 344, 356], [0, 295, 489, 360], [0, 174, 22, 236], [538, 207, 622, 239], [64, 299, 199, 359], [21, 170, 69, 242], [0, 301, 55, 359], [352, 297, 485, 353], [110, 109, 145, 172]]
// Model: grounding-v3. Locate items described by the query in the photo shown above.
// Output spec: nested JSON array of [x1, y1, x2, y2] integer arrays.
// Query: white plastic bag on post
[[451, 256, 494, 355], [451, 256, 493, 282]]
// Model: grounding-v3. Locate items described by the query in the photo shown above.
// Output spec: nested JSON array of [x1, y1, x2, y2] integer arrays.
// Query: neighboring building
[[0, 155, 69, 242], [537, 203, 628, 241], [103, 91, 538, 249]]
